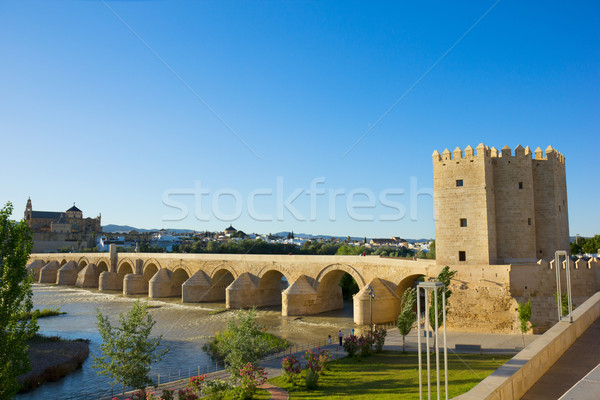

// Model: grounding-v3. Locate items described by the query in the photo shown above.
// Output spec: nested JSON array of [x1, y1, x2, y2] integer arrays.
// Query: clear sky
[[1, 1, 598, 239]]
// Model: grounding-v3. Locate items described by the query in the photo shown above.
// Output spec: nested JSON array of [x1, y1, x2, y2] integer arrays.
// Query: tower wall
[[433, 145, 497, 265], [492, 146, 537, 263], [532, 147, 570, 259], [433, 144, 569, 265]]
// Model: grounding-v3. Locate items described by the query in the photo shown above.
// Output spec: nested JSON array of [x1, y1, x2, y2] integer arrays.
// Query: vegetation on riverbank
[[261, 351, 510, 399], [0, 202, 38, 399], [19, 334, 90, 392], [203, 309, 290, 374], [17, 307, 66, 320]]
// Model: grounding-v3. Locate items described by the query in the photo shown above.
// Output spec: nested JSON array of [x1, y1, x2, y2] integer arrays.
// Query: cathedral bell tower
[[25, 197, 32, 221]]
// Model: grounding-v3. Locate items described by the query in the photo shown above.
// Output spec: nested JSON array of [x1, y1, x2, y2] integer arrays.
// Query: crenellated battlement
[[433, 143, 565, 163]]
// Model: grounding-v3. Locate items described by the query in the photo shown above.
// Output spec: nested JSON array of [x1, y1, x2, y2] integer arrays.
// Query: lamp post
[[367, 285, 375, 335]]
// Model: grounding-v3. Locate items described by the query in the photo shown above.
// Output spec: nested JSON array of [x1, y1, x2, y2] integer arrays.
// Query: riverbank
[[19, 335, 90, 393]]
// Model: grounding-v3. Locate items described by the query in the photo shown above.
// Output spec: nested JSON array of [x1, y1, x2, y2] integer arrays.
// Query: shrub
[[160, 389, 175, 400], [343, 335, 359, 356], [358, 334, 374, 356], [305, 368, 319, 390], [317, 348, 333, 373], [203, 379, 231, 400], [132, 390, 146, 400], [281, 355, 301, 383], [304, 349, 322, 374], [372, 328, 387, 353], [177, 387, 200, 400], [186, 374, 207, 394], [237, 362, 267, 400]]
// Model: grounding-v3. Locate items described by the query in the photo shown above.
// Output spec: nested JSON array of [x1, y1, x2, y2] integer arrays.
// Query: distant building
[[224, 225, 237, 236], [369, 237, 404, 247], [25, 198, 101, 234], [24, 198, 102, 252]]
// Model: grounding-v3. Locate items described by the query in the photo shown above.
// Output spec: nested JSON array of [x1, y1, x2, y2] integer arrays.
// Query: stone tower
[[432, 144, 569, 265], [24, 197, 32, 221]]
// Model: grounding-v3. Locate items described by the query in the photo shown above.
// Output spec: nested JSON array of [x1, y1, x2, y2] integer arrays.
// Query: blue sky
[[1, 1, 598, 239]]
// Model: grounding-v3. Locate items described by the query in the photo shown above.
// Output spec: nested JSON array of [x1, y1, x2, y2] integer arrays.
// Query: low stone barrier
[[454, 291, 600, 400]]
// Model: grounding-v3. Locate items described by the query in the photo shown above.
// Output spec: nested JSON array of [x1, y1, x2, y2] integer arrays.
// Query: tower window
[[456, 179, 463, 187], [528, 218, 531, 226], [518, 182, 523, 189], [459, 251, 466, 261], [460, 218, 467, 227]]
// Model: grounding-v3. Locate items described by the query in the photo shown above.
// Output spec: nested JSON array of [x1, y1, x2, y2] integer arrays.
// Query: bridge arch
[[256, 267, 290, 307], [209, 264, 238, 280], [171, 266, 190, 297], [395, 273, 425, 298], [77, 257, 89, 272], [257, 265, 290, 289], [308, 263, 366, 316], [142, 258, 162, 271], [97, 259, 109, 274], [117, 259, 135, 282], [60, 259, 68, 267], [314, 263, 366, 290], [209, 264, 237, 302], [142, 261, 160, 283]]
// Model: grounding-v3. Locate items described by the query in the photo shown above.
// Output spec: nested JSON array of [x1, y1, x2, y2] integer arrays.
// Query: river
[[17, 284, 357, 399]]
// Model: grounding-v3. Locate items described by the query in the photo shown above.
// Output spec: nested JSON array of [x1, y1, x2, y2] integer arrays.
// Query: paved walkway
[[258, 383, 288, 400], [521, 317, 600, 400], [381, 325, 538, 354]]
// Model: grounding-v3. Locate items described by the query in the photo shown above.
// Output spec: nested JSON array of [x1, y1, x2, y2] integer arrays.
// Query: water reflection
[[18, 284, 356, 399]]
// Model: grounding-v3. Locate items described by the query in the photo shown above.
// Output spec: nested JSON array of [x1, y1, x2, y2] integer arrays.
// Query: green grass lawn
[[255, 351, 510, 399]]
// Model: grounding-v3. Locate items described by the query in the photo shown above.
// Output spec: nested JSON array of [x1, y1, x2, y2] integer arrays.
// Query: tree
[[570, 235, 600, 255], [428, 239, 436, 259], [93, 300, 168, 394], [554, 292, 576, 317], [339, 273, 359, 301], [0, 202, 37, 399], [217, 309, 271, 377], [429, 266, 457, 329], [396, 287, 417, 352], [517, 298, 533, 346]]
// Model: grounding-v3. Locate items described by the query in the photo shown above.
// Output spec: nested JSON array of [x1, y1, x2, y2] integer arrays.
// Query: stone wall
[[455, 292, 600, 400], [31, 232, 96, 253]]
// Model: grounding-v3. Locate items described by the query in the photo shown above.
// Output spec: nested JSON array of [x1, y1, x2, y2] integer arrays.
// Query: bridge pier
[[282, 275, 318, 316], [182, 270, 211, 302], [56, 261, 78, 285], [123, 274, 147, 295], [27, 260, 46, 281], [149, 268, 176, 298], [76, 263, 99, 288], [99, 271, 122, 291], [226, 273, 263, 308], [39, 261, 60, 283], [353, 278, 400, 325]]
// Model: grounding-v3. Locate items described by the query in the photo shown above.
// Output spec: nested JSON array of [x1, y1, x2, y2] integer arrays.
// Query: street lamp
[[367, 285, 375, 335]]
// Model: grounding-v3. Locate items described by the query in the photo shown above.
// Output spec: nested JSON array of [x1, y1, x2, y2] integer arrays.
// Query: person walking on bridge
[[338, 329, 343, 346]]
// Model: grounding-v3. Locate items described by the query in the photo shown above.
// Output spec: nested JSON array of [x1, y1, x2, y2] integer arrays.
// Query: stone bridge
[[26, 251, 600, 333], [27, 251, 442, 325]]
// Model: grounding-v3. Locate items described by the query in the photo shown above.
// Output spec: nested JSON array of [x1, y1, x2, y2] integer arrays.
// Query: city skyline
[[1, 1, 598, 238]]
